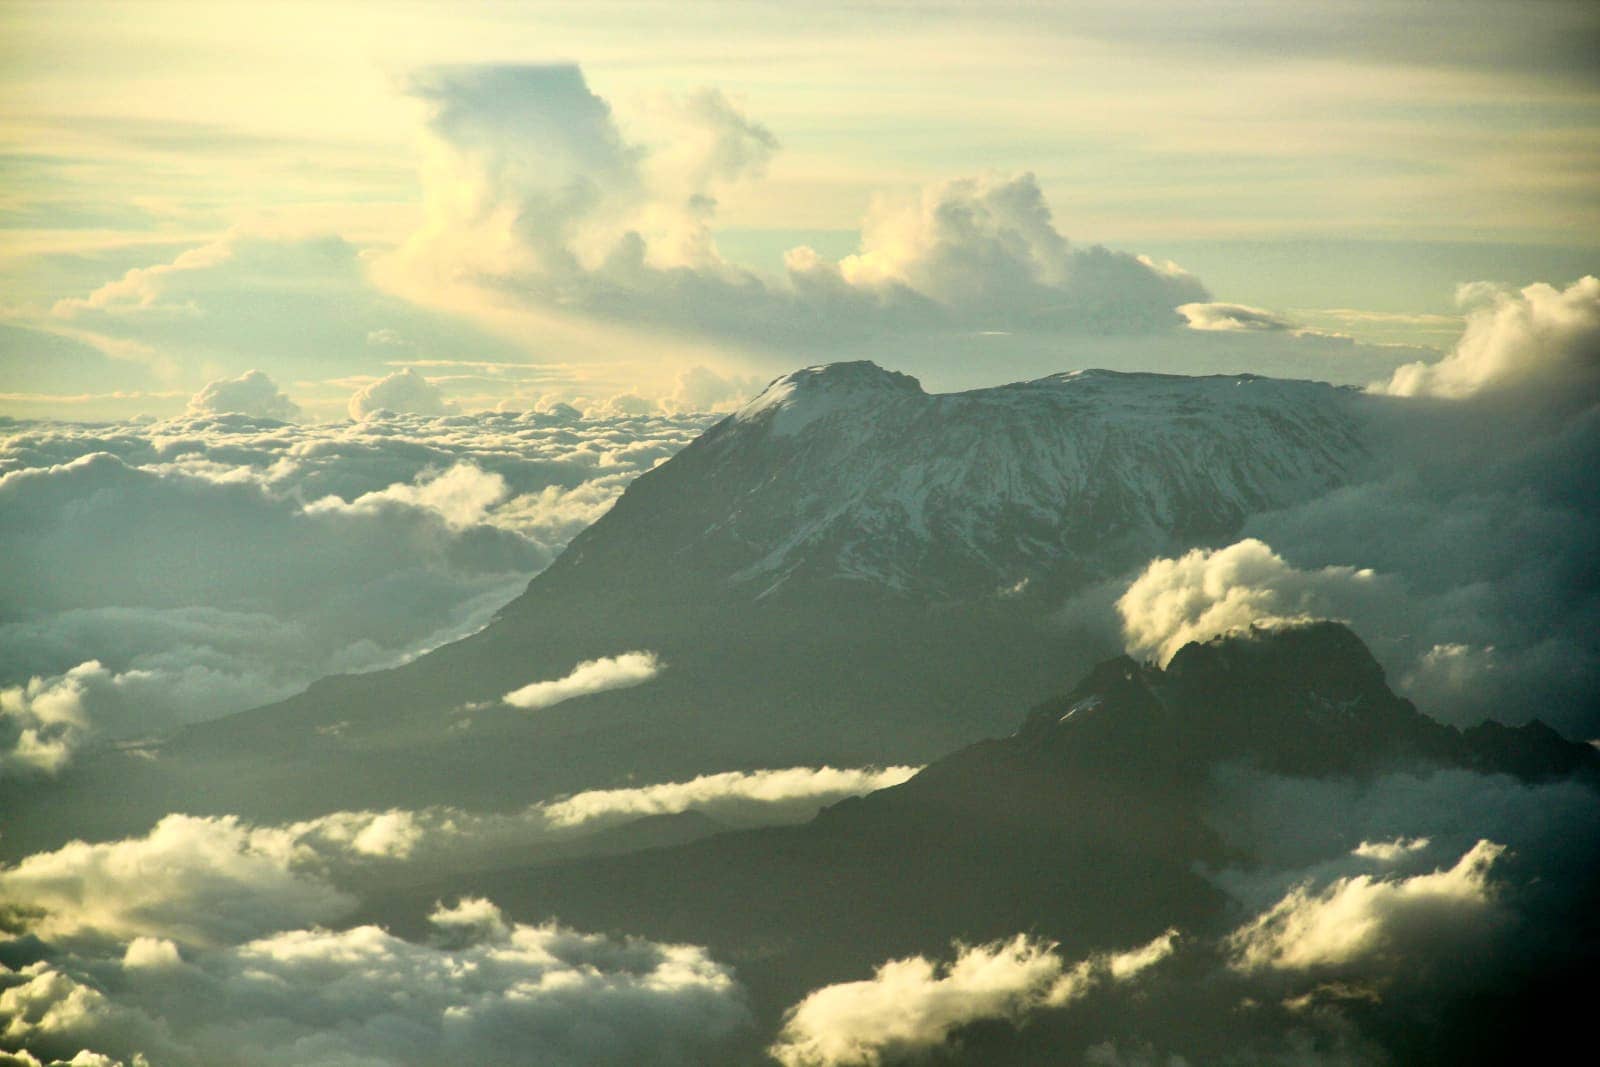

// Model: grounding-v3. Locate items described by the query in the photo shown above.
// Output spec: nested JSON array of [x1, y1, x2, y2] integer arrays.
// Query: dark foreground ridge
[[367, 621, 1599, 1060]]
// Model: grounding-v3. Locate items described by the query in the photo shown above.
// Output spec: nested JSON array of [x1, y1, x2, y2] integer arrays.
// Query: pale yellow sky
[[2, 1, 1596, 418]]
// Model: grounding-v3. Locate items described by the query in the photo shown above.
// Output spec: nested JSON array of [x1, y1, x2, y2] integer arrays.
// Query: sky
[[1, 0, 1597, 418]]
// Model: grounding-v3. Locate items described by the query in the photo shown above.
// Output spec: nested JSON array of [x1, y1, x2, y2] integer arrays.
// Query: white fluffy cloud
[[1227, 839, 1504, 973], [347, 367, 451, 419], [1379, 276, 1600, 401], [502, 651, 663, 710], [391, 64, 1212, 355], [185, 369, 299, 420], [1116, 539, 1384, 666], [0, 814, 353, 948], [0, 899, 748, 1067], [769, 931, 1176, 1067]]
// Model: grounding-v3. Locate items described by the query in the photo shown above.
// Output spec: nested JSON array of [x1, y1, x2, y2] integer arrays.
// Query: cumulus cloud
[[184, 370, 298, 420], [0, 899, 748, 1067], [1116, 539, 1384, 666], [1378, 276, 1600, 402], [502, 651, 663, 710], [347, 367, 451, 419], [0, 814, 353, 948], [769, 931, 1176, 1066], [390, 63, 1211, 356], [813, 174, 1209, 333], [1227, 839, 1504, 973], [307, 461, 509, 529]]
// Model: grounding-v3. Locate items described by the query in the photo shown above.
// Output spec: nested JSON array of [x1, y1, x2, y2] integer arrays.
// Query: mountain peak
[[735, 361, 924, 435], [1164, 619, 1390, 703]]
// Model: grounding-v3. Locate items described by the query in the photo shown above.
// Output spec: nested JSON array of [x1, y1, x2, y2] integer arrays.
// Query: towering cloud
[[347, 367, 451, 419], [186, 370, 299, 420], [392, 63, 1211, 350], [1115, 539, 1384, 666], [1379, 276, 1600, 402]]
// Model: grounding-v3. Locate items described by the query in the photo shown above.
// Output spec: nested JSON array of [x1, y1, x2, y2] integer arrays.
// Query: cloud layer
[[0, 408, 708, 774], [1, 899, 748, 1067], [770, 931, 1176, 1067], [0, 762, 925, 1065]]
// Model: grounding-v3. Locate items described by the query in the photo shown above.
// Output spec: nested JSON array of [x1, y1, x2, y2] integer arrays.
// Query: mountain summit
[[539, 362, 1368, 602]]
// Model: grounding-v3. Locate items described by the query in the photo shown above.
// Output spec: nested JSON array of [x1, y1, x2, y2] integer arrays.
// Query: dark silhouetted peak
[[1164, 620, 1392, 717], [1462, 719, 1600, 781], [1009, 621, 1596, 783]]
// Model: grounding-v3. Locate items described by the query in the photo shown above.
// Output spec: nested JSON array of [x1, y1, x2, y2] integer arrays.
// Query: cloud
[[347, 367, 451, 419], [814, 174, 1209, 333], [1227, 839, 1504, 974], [0, 409, 709, 771], [283, 763, 921, 871], [307, 461, 509, 529], [390, 64, 1212, 360], [1238, 388, 1600, 735], [0, 814, 353, 948], [1, 899, 749, 1067], [1177, 302, 1297, 332], [184, 370, 299, 420], [14, 228, 537, 420], [1378, 276, 1600, 402], [769, 931, 1176, 1066], [536, 764, 919, 829], [501, 651, 663, 710], [664, 365, 763, 413], [2, 764, 917, 958], [1115, 539, 1384, 666]]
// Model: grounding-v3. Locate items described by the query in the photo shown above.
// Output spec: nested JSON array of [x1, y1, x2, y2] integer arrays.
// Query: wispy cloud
[[501, 651, 664, 710]]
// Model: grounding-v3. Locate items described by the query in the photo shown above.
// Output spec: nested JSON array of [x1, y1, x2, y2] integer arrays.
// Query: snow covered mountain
[[537, 361, 1367, 602]]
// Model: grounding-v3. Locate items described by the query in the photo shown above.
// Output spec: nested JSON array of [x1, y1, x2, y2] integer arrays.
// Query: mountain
[[364, 622, 1599, 1057], [0, 364, 1376, 855], [531, 361, 1367, 602]]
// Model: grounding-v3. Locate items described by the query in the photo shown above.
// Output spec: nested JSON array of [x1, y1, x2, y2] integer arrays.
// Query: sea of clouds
[[0, 390, 713, 777]]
